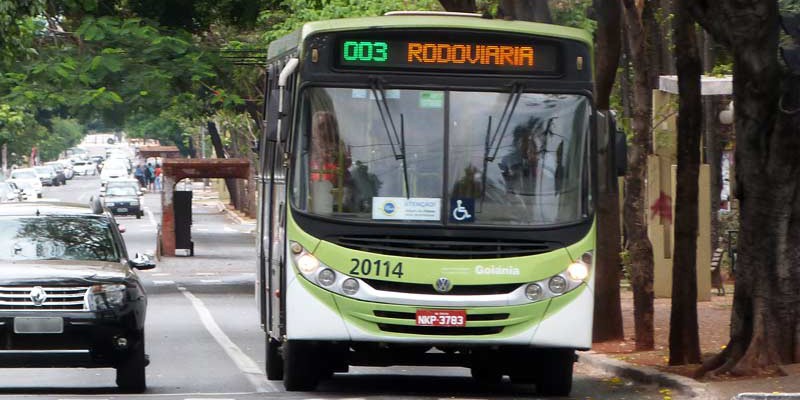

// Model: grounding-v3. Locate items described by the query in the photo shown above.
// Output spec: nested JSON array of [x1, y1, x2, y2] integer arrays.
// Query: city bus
[[256, 12, 597, 395]]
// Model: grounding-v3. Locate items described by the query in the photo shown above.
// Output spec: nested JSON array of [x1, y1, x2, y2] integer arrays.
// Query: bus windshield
[[291, 87, 591, 226]]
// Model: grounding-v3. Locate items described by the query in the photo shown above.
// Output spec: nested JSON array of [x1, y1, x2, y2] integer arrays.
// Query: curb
[[215, 200, 256, 227], [579, 351, 719, 399]]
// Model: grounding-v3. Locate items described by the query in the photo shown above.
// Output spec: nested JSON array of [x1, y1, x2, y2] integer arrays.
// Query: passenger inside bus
[[309, 111, 351, 214]]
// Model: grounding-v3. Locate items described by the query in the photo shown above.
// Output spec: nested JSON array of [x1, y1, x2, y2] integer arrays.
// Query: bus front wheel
[[282, 340, 319, 391], [536, 349, 575, 397], [265, 336, 283, 380]]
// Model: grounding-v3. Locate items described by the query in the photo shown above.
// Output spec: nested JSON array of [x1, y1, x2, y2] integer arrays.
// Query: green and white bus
[[257, 12, 597, 395]]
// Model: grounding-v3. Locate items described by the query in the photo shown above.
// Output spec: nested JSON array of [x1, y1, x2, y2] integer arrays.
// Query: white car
[[100, 166, 129, 186], [8, 168, 43, 199], [72, 160, 97, 176]]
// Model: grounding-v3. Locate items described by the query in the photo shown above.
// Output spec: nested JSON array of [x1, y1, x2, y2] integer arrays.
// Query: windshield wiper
[[481, 84, 523, 205], [370, 80, 411, 198]]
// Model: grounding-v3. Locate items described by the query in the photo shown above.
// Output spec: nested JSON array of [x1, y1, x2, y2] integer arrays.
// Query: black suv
[[0, 202, 154, 392]]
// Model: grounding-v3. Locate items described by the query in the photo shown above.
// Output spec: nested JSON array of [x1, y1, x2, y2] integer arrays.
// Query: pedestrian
[[134, 164, 145, 188], [154, 164, 163, 192], [144, 163, 154, 191]]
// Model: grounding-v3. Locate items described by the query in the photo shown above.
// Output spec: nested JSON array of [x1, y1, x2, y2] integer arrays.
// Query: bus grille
[[377, 324, 504, 336], [0, 286, 89, 311], [374, 311, 508, 336], [363, 279, 520, 296], [330, 235, 556, 259], [374, 311, 509, 321]]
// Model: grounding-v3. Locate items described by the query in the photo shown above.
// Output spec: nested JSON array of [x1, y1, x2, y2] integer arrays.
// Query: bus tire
[[536, 350, 574, 397], [470, 366, 503, 385], [265, 337, 283, 380], [282, 340, 319, 391]]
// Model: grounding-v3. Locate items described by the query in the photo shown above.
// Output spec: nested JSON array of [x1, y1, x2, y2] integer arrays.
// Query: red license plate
[[415, 309, 467, 327]]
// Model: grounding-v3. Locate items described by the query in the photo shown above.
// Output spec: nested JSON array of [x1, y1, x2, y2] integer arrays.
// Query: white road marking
[[200, 279, 223, 284], [179, 287, 276, 393], [153, 280, 175, 285], [55, 392, 257, 398], [196, 272, 216, 276], [146, 206, 157, 227]]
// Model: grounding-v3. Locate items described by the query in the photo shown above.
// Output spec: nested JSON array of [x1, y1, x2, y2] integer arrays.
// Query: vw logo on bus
[[434, 277, 452, 293], [29, 286, 48, 306]]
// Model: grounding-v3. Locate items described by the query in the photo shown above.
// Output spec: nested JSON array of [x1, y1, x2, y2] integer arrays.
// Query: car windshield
[[106, 186, 138, 196], [11, 170, 36, 179], [291, 87, 591, 226], [0, 216, 120, 262]]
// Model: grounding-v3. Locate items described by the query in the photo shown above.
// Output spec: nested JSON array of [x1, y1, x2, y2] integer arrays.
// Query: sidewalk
[[587, 288, 800, 399]]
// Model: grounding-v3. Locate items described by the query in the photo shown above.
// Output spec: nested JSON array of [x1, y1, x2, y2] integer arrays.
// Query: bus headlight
[[525, 283, 543, 300], [317, 268, 336, 286], [342, 278, 360, 295], [296, 253, 320, 274], [548, 276, 568, 294], [566, 262, 589, 281]]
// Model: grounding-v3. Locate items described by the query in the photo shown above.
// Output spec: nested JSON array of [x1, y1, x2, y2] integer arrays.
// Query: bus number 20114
[[350, 258, 404, 278]]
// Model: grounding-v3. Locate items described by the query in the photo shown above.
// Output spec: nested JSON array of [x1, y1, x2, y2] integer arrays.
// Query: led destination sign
[[336, 32, 560, 74]]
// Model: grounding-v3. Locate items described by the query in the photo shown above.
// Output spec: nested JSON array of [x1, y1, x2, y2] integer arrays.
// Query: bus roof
[[268, 15, 593, 60]]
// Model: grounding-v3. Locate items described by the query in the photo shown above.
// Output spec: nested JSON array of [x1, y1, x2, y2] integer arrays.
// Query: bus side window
[[265, 63, 281, 143]]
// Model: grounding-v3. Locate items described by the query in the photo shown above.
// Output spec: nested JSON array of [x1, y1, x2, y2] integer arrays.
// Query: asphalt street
[[0, 174, 675, 399]]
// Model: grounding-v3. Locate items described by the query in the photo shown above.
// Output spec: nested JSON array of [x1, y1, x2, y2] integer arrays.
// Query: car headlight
[[87, 284, 127, 310], [105, 202, 115, 207]]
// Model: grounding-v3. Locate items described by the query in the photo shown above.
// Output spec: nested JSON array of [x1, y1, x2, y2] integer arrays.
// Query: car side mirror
[[130, 253, 156, 270], [117, 224, 126, 233]]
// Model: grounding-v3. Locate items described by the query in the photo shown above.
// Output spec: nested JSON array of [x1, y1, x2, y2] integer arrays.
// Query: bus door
[[257, 64, 279, 331], [268, 57, 298, 338]]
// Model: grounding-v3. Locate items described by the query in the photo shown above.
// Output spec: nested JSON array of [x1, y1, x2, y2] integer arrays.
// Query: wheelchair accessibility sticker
[[450, 198, 475, 223]]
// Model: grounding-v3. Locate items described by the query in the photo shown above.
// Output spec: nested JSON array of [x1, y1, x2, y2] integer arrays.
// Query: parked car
[[100, 183, 143, 218], [34, 166, 60, 187], [0, 181, 23, 202], [72, 160, 97, 176], [43, 162, 68, 186], [8, 168, 43, 198], [0, 202, 155, 392], [100, 166, 129, 186], [58, 160, 75, 180]]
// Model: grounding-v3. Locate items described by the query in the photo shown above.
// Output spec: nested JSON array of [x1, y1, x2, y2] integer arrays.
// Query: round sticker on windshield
[[382, 201, 397, 216]]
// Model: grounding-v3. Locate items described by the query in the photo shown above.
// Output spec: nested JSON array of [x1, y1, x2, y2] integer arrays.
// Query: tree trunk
[[207, 121, 239, 208], [592, 0, 625, 343], [498, 0, 552, 23], [438, 0, 476, 12], [622, 0, 657, 351], [686, 0, 800, 377], [668, 0, 702, 365]]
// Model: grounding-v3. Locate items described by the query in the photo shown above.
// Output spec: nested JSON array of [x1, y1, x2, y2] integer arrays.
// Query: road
[[0, 174, 673, 399]]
